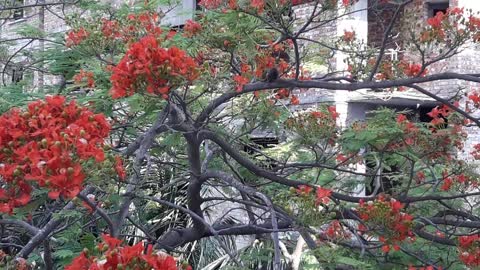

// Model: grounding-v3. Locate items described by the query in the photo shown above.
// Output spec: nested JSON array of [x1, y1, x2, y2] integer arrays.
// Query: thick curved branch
[[0, 219, 39, 235], [197, 72, 480, 124]]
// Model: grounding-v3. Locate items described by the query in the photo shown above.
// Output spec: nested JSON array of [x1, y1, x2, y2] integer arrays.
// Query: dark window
[[11, 67, 23, 84], [428, 2, 449, 18], [12, 0, 24, 20]]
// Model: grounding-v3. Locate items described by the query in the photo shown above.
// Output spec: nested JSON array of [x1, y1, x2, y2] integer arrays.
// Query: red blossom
[[327, 106, 339, 119], [290, 95, 300, 105], [399, 61, 427, 77], [250, 0, 265, 13], [0, 96, 110, 214], [468, 91, 480, 107], [342, 30, 355, 42], [233, 75, 249, 92], [65, 234, 184, 270], [199, 0, 222, 9], [427, 11, 445, 29], [73, 69, 95, 88], [296, 185, 313, 196], [441, 177, 453, 191], [357, 196, 414, 252], [114, 155, 126, 181], [110, 35, 199, 99], [101, 19, 121, 39], [396, 114, 407, 123], [324, 220, 350, 239], [416, 171, 425, 182], [184, 19, 202, 37], [336, 153, 348, 163], [458, 234, 480, 266], [315, 187, 332, 205], [66, 28, 89, 47]]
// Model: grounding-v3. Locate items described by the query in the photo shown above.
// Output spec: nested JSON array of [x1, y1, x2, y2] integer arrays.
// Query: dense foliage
[[2, 0, 480, 269]]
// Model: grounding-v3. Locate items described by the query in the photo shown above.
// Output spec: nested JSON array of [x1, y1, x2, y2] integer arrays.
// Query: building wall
[[0, 0, 196, 90], [2, 0, 480, 172]]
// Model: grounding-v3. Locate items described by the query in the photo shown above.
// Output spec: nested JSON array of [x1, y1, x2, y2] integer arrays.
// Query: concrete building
[[1, 0, 472, 115], [0, 0, 197, 90], [291, 0, 480, 160]]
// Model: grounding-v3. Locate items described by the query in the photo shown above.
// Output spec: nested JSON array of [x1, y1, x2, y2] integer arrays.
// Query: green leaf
[[53, 249, 74, 259], [80, 233, 97, 251], [14, 24, 45, 38]]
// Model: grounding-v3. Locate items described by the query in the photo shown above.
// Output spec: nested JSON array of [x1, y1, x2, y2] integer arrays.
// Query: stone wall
[[0, 0, 71, 90]]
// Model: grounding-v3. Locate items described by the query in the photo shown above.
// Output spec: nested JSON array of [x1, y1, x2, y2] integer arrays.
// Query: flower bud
[[13, 168, 22, 177]]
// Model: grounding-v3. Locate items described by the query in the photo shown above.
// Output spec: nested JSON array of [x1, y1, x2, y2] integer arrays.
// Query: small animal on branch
[[264, 67, 279, 83]]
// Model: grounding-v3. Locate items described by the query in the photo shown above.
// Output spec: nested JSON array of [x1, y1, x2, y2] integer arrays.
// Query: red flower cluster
[[232, 40, 292, 94], [101, 11, 162, 43], [199, 0, 223, 9], [250, 0, 266, 13], [440, 170, 453, 191], [285, 107, 339, 146], [440, 171, 479, 191], [420, 7, 467, 43], [427, 105, 452, 126], [427, 11, 445, 29], [65, 234, 191, 270], [357, 196, 415, 253], [271, 88, 300, 105], [370, 59, 427, 80], [421, 10, 448, 42], [114, 156, 126, 181], [342, 30, 355, 42], [294, 185, 332, 206], [399, 61, 428, 77], [468, 91, 480, 108], [373, 61, 394, 81], [324, 220, 351, 240], [458, 234, 480, 267], [110, 35, 199, 99], [233, 74, 249, 92], [73, 69, 95, 88], [0, 96, 110, 214], [101, 19, 121, 40], [295, 185, 313, 196], [66, 27, 89, 47], [472, 143, 480, 159], [184, 20, 202, 37], [408, 266, 441, 270], [396, 113, 420, 146], [316, 187, 332, 205], [469, 15, 480, 41]]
